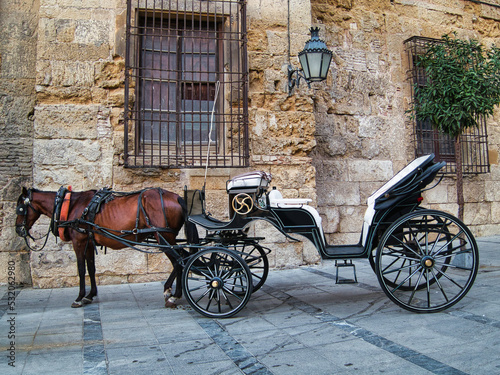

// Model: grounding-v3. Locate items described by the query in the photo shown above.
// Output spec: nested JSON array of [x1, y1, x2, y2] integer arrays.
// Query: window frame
[[124, 0, 249, 169], [404, 36, 490, 175]]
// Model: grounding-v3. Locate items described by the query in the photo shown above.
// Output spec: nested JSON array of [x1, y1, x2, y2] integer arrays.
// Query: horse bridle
[[16, 189, 51, 251]]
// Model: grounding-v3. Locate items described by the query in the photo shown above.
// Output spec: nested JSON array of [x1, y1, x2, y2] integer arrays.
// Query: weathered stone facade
[[1, 0, 500, 288]]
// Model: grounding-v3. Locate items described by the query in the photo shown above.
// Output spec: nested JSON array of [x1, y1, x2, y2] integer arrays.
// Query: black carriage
[[181, 154, 479, 318]]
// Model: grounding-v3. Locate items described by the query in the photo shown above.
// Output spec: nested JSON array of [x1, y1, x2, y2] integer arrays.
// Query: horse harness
[[53, 187, 179, 250]]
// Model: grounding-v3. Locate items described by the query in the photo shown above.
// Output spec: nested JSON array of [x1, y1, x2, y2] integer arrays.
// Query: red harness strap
[[58, 186, 72, 241]]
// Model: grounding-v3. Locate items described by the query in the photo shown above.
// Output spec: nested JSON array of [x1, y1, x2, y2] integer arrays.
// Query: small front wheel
[[182, 247, 253, 318], [375, 210, 478, 313]]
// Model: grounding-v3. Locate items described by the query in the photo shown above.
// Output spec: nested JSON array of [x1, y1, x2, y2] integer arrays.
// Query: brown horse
[[15, 187, 196, 308]]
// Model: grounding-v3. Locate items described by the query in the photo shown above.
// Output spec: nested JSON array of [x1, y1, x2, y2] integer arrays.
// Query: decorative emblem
[[232, 193, 253, 215]]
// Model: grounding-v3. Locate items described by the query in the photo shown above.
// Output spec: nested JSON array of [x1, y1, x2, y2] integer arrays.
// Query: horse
[[15, 186, 197, 308]]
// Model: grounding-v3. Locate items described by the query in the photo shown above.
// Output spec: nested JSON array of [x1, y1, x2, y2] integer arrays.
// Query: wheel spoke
[[406, 267, 425, 305], [430, 267, 449, 303], [390, 264, 423, 293]]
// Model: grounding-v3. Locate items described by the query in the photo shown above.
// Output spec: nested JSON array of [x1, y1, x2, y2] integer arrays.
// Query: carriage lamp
[[288, 27, 333, 95]]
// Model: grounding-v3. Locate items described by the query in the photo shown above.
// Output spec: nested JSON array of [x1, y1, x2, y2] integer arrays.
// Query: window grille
[[404, 36, 490, 175], [124, 0, 249, 168]]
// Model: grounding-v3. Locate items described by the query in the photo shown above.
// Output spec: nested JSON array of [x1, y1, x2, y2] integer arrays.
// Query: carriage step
[[335, 260, 358, 284]]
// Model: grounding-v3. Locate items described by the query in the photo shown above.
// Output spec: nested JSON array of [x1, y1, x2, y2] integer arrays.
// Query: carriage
[[179, 153, 478, 318], [16, 154, 479, 318]]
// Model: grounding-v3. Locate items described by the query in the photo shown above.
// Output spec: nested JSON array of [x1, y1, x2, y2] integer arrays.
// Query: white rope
[[204, 81, 221, 187]]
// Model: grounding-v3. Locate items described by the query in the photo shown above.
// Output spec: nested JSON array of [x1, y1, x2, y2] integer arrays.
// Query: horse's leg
[[164, 254, 181, 308], [163, 269, 176, 299], [156, 233, 182, 308], [72, 247, 87, 308], [83, 247, 97, 304]]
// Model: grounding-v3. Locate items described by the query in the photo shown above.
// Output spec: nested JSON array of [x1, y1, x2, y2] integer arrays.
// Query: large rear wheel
[[375, 210, 478, 313]]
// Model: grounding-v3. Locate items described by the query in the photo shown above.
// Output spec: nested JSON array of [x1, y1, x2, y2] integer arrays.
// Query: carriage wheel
[[182, 247, 253, 318], [375, 210, 478, 313], [230, 242, 269, 293], [371, 213, 452, 291]]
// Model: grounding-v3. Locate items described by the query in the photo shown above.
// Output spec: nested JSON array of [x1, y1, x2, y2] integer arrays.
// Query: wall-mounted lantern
[[288, 27, 333, 95]]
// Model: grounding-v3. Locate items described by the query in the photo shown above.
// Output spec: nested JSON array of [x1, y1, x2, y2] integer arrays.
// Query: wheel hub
[[210, 277, 223, 289], [421, 256, 435, 269]]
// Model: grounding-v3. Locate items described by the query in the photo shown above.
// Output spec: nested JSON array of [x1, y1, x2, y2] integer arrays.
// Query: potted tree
[[412, 33, 500, 221]]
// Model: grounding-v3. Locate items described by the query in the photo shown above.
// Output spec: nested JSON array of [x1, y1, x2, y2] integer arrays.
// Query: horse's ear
[[22, 187, 28, 195]]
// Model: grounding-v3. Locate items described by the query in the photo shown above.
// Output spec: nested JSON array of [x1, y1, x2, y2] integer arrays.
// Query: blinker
[[16, 204, 28, 216]]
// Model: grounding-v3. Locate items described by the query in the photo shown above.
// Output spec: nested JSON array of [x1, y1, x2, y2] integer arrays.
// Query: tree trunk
[[455, 136, 464, 221]]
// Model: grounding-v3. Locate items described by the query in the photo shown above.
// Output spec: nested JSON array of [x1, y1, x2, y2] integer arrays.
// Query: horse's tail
[[177, 196, 199, 244]]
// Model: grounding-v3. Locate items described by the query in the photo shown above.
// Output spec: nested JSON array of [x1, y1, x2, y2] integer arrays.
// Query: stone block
[[464, 203, 491, 226], [302, 240, 321, 264], [266, 31, 288, 57], [147, 253, 174, 274], [30, 249, 78, 279], [128, 273, 168, 285], [491, 202, 500, 224], [322, 182, 360, 206], [34, 139, 102, 165], [43, 60, 95, 88], [74, 19, 111, 45], [485, 181, 500, 202], [348, 159, 393, 182], [423, 183, 448, 204], [269, 166, 315, 190], [34, 275, 80, 289], [38, 42, 110, 62], [463, 180, 485, 203], [97, 275, 128, 285], [95, 249, 147, 275], [34, 104, 101, 140], [318, 206, 340, 235], [329, 231, 362, 246], [338, 206, 365, 234], [0, 251, 32, 285], [274, 241, 303, 269]]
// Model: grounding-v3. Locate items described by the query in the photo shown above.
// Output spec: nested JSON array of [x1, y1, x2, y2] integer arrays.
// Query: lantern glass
[[288, 27, 332, 94], [297, 27, 332, 82]]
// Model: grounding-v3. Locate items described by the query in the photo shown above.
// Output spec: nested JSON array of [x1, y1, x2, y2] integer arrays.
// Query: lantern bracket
[[288, 65, 311, 95]]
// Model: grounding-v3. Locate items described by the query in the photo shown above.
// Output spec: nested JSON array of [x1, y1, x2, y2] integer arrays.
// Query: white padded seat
[[269, 190, 325, 247], [361, 154, 433, 246]]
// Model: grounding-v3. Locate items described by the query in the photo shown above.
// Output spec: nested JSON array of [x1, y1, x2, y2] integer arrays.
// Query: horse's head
[[15, 187, 42, 238]]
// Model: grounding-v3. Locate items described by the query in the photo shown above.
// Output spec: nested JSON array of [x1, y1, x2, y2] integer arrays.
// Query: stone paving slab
[[1, 235, 500, 374]]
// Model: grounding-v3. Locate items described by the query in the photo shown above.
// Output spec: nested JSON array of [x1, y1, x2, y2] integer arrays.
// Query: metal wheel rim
[[376, 210, 478, 313], [182, 247, 253, 318]]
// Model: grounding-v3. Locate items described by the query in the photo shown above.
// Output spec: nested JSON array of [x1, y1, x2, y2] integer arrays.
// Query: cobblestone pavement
[[1, 236, 499, 375]]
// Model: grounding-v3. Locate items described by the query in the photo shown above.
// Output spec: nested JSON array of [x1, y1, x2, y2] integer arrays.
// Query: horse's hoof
[[164, 300, 177, 308], [82, 297, 93, 305], [71, 301, 83, 308], [164, 296, 178, 309]]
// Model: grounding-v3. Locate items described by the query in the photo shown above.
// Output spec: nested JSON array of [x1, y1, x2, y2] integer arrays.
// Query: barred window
[[404, 36, 490, 175], [124, 0, 249, 168]]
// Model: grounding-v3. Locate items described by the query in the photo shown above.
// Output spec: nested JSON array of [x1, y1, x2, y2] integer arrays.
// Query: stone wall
[[2, 0, 500, 288], [0, 0, 39, 284], [310, 0, 500, 244]]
